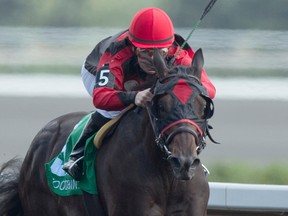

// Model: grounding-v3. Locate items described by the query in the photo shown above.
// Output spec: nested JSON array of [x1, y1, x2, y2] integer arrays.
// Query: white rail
[[208, 182, 288, 212]]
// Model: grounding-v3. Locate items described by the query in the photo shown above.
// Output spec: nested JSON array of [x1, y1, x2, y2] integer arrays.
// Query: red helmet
[[128, 7, 175, 48]]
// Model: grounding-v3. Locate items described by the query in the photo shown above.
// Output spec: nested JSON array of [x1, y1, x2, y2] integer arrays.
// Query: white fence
[[208, 182, 288, 215]]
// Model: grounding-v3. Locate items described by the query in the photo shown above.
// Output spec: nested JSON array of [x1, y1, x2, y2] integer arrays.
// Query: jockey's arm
[[93, 87, 137, 111], [93, 65, 138, 111]]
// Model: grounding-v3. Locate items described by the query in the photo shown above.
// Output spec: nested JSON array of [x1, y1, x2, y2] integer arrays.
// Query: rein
[[146, 103, 171, 158]]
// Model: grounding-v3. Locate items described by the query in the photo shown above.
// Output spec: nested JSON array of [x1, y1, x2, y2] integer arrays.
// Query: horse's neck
[[126, 109, 171, 173], [107, 109, 175, 193], [120, 108, 157, 154]]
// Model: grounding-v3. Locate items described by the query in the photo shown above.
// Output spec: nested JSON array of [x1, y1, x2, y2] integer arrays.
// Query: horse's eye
[[152, 94, 173, 119], [202, 104, 207, 117], [154, 103, 167, 119], [158, 104, 165, 115], [203, 102, 206, 109], [193, 95, 208, 119]]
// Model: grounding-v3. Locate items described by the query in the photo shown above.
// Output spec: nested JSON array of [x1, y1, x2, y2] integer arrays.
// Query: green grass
[[207, 162, 288, 185]]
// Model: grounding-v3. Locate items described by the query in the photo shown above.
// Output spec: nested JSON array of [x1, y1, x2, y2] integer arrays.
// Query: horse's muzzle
[[168, 156, 200, 180]]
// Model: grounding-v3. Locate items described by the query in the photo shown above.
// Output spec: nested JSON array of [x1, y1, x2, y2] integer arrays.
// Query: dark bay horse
[[0, 48, 215, 216]]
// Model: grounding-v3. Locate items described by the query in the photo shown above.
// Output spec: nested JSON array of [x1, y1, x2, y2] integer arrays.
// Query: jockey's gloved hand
[[135, 88, 153, 108]]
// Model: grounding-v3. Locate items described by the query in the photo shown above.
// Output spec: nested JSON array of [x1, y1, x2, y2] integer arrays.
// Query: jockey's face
[[135, 47, 168, 75]]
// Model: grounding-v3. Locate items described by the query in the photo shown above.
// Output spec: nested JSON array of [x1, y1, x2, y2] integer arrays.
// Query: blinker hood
[[151, 75, 214, 134]]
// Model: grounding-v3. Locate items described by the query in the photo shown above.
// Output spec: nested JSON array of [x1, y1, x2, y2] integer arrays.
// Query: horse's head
[[147, 48, 214, 180]]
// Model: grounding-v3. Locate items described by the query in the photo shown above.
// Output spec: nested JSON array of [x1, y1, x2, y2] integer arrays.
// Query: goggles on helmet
[[136, 48, 169, 57]]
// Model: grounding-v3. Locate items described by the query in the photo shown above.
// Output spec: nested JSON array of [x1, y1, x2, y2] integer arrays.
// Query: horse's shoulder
[[26, 112, 89, 164]]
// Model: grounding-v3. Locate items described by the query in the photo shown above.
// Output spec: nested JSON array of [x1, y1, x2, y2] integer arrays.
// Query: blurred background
[[0, 0, 288, 184]]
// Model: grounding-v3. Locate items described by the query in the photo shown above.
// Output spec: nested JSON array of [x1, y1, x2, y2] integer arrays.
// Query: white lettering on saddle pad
[[52, 179, 80, 191]]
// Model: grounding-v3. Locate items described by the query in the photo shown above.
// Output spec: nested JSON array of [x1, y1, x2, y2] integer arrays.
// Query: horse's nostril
[[191, 158, 200, 168], [169, 157, 181, 169]]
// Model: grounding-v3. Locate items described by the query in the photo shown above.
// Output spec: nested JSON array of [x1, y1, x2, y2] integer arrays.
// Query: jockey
[[63, 7, 216, 180]]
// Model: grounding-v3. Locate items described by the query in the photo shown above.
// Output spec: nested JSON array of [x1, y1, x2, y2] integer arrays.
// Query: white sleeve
[[81, 62, 96, 97]]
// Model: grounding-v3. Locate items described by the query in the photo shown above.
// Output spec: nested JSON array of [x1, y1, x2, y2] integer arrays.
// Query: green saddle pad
[[45, 113, 98, 196]]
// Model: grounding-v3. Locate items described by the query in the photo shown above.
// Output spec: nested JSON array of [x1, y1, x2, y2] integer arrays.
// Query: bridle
[[146, 73, 218, 160], [146, 106, 208, 159]]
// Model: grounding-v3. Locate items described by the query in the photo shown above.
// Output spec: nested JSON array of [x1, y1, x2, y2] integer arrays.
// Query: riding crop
[[169, 0, 218, 66]]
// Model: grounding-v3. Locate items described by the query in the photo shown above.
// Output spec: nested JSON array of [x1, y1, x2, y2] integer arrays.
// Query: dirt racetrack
[[1, 96, 287, 165]]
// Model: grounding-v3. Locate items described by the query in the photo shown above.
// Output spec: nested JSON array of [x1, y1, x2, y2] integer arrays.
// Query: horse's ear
[[153, 49, 168, 79], [191, 48, 204, 80]]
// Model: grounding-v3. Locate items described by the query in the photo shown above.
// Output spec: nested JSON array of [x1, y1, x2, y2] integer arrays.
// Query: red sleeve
[[169, 47, 216, 99], [93, 87, 127, 111], [168, 47, 192, 66], [93, 46, 137, 110], [200, 68, 216, 99], [93, 64, 129, 111]]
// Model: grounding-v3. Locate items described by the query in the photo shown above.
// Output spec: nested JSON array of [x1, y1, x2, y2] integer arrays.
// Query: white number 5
[[98, 69, 110, 86]]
